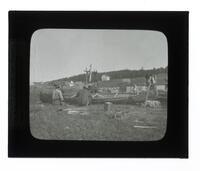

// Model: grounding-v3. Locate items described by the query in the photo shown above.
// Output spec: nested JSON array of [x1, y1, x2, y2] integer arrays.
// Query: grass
[[30, 85, 167, 141], [30, 102, 167, 141]]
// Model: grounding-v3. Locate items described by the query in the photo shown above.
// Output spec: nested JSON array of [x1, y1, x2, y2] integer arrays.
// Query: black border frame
[[8, 11, 188, 158]]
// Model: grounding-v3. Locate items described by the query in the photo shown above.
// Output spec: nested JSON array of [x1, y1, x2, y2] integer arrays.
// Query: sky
[[30, 29, 168, 83]]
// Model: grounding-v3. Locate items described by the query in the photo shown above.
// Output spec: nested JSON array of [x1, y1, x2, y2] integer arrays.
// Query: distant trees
[[69, 67, 168, 82], [47, 66, 168, 84]]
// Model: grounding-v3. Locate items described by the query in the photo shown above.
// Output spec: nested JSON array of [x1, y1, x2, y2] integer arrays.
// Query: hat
[[54, 84, 60, 88], [83, 85, 88, 89]]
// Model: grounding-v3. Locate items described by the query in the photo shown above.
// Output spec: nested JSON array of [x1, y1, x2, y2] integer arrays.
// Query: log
[[39, 89, 53, 103]]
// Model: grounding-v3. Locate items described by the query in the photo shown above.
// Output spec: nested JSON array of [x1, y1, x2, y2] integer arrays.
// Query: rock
[[144, 100, 161, 108]]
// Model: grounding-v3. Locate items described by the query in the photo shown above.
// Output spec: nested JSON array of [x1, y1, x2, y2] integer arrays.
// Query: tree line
[[63, 66, 168, 83]]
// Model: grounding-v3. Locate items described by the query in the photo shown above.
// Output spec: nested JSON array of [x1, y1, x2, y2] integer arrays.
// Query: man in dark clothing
[[145, 74, 158, 104], [75, 86, 92, 106], [145, 73, 150, 86]]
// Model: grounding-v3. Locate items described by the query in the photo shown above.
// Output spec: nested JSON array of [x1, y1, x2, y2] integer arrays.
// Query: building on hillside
[[109, 87, 119, 94], [101, 74, 110, 81], [157, 85, 166, 91], [122, 78, 131, 83], [126, 86, 136, 93], [136, 86, 147, 92], [69, 81, 74, 87]]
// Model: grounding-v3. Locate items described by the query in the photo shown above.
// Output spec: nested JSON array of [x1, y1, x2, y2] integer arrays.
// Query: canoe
[[64, 94, 167, 105]]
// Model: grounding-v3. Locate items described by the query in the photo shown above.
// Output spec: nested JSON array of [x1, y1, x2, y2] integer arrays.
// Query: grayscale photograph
[[30, 29, 168, 141]]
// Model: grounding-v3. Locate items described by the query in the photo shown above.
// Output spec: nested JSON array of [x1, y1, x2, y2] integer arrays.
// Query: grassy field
[[30, 77, 167, 141], [30, 101, 167, 141]]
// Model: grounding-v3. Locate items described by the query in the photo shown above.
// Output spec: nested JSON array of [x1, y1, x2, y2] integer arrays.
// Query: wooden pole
[[84, 67, 89, 84], [89, 64, 92, 83], [145, 84, 151, 105]]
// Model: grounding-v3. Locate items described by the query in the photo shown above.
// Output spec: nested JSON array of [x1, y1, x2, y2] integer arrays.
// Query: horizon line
[[31, 66, 168, 83]]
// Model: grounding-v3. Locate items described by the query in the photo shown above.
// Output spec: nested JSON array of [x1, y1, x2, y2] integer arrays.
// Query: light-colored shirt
[[52, 89, 64, 101]]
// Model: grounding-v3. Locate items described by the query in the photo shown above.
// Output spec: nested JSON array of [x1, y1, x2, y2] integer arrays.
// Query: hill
[[44, 66, 167, 85]]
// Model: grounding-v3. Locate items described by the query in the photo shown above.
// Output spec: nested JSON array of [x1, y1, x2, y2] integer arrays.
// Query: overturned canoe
[[64, 94, 167, 105]]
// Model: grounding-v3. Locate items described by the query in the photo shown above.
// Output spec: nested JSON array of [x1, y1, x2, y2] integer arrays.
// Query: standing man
[[75, 85, 92, 106], [145, 74, 158, 105], [52, 84, 64, 105], [150, 74, 158, 96]]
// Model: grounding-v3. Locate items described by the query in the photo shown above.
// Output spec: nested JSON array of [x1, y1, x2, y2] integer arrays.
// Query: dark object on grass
[[40, 90, 53, 104], [104, 102, 112, 112]]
